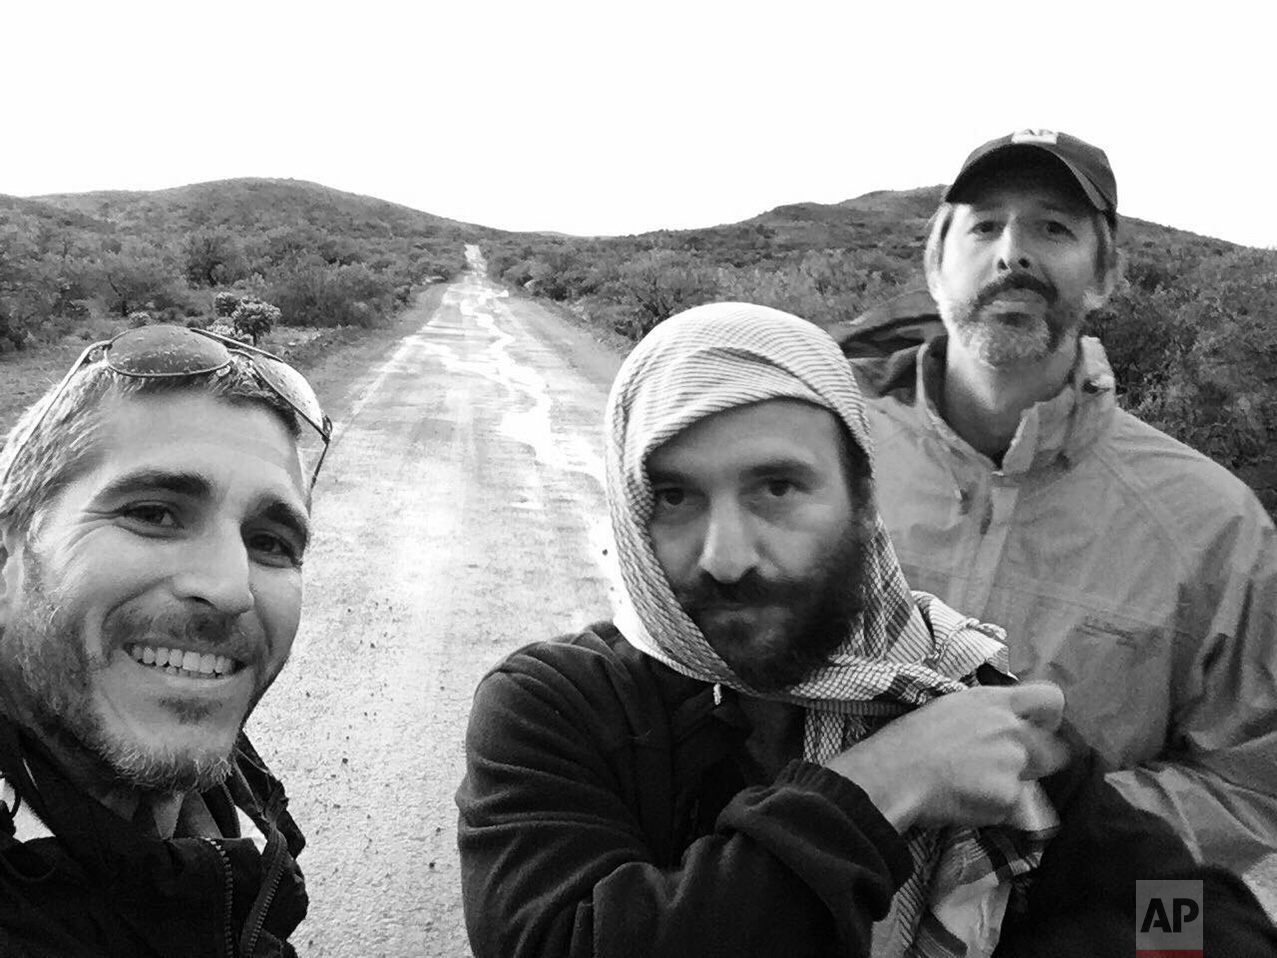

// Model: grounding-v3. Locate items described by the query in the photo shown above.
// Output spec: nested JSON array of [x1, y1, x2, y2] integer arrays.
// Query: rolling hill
[[0, 179, 504, 344], [16, 177, 499, 246], [2, 174, 1273, 514]]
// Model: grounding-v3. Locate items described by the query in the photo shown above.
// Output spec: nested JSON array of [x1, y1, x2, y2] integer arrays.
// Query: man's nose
[[996, 222, 1033, 272], [697, 501, 759, 584], [171, 529, 255, 616]]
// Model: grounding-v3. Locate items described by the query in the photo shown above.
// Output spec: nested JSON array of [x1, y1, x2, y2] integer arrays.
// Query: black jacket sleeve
[[995, 748, 1277, 956], [456, 645, 913, 958]]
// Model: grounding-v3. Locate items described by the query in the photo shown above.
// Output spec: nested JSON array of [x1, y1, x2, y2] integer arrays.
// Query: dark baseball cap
[[944, 129, 1117, 223]]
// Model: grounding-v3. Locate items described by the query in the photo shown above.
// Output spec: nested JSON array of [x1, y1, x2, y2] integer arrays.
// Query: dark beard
[[675, 520, 869, 693]]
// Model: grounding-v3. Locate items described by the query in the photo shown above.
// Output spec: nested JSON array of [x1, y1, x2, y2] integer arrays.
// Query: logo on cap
[[1011, 129, 1060, 145]]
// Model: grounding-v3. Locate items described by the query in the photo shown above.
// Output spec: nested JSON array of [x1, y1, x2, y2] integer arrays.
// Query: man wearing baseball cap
[[948, 129, 1118, 224], [832, 129, 1277, 901]]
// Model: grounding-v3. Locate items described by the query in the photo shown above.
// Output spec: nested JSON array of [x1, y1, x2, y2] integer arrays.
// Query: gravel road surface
[[248, 250, 623, 957]]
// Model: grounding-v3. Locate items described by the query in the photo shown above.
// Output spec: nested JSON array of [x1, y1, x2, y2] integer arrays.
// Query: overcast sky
[[4, 1, 1273, 248]]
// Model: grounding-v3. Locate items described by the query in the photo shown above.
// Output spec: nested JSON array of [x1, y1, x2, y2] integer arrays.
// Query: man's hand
[[825, 682, 1070, 832]]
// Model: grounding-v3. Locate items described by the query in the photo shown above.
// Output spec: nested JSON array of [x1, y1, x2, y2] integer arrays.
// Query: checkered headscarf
[[605, 303, 1057, 957]]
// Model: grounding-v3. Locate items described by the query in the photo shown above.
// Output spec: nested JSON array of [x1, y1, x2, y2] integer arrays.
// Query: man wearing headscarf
[[457, 303, 1274, 957]]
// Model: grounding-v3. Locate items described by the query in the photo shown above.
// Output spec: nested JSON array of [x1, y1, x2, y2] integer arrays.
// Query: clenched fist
[[825, 682, 1070, 831]]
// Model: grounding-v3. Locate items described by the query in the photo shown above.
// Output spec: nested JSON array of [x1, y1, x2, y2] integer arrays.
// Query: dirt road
[[248, 251, 623, 957]]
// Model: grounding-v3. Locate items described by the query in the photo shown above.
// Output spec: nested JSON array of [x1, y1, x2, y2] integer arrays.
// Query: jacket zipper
[[239, 827, 288, 956], [202, 837, 236, 957]]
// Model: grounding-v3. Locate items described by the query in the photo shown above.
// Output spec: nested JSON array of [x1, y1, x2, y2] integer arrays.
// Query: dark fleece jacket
[[0, 720, 307, 958], [458, 622, 1276, 958]]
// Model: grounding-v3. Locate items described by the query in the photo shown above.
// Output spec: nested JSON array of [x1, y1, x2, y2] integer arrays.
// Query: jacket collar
[[0, 717, 307, 955], [0, 763, 54, 841], [914, 334, 1117, 473]]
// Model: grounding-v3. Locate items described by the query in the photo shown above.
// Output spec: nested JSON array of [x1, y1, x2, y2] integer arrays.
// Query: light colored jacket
[[855, 333, 1277, 876]]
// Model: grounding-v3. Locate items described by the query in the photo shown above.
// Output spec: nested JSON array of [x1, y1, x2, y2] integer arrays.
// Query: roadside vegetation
[[5, 176, 1275, 518], [481, 188, 1277, 517], [0, 178, 484, 349], [0, 178, 490, 432]]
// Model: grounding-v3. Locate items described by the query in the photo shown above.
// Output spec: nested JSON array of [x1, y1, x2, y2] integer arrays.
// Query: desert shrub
[[248, 228, 314, 272], [487, 240, 609, 300], [487, 247, 528, 283], [1087, 283, 1199, 412], [266, 263, 325, 325], [0, 216, 61, 348], [267, 261, 395, 328], [1094, 248, 1277, 515], [597, 251, 719, 339], [414, 248, 466, 283], [524, 250, 598, 301], [214, 290, 241, 317], [0, 291, 50, 350], [0, 306, 31, 352], [184, 230, 246, 287], [92, 242, 184, 318], [482, 235, 920, 340], [314, 234, 364, 267], [572, 297, 638, 341], [500, 258, 537, 288], [715, 249, 912, 327], [230, 298, 282, 345]]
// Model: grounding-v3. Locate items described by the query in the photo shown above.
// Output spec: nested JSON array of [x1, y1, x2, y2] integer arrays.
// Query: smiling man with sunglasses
[[0, 325, 331, 957]]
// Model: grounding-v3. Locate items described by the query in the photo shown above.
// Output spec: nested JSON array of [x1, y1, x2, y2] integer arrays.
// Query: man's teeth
[[128, 644, 237, 676]]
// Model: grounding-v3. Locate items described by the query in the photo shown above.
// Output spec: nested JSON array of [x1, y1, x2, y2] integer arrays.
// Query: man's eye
[[971, 220, 999, 236], [764, 479, 796, 498], [654, 487, 686, 508], [247, 531, 302, 566], [119, 503, 180, 528], [1044, 220, 1075, 237]]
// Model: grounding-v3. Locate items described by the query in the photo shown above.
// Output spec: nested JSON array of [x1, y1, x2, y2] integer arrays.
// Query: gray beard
[[0, 554, 234, 794], [100, 737, 233, 794], [940, 295, 1085, 368]]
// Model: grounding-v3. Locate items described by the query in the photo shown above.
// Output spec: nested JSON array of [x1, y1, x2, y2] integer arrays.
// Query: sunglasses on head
[[2, 325, 333, 489]]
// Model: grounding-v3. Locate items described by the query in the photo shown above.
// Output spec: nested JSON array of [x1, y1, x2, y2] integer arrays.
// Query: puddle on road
[[392, 275, 622, 609]]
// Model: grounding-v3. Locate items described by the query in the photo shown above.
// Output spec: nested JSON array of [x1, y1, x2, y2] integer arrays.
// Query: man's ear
[[0, 524, 26, 629], [1085, 251, 1127, 314]]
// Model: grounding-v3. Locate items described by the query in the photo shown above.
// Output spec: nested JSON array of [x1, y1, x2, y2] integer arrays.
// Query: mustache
[[675, 570, 809, 614], [105, 605, 246, 650], [974, 274, 1057, 308]]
